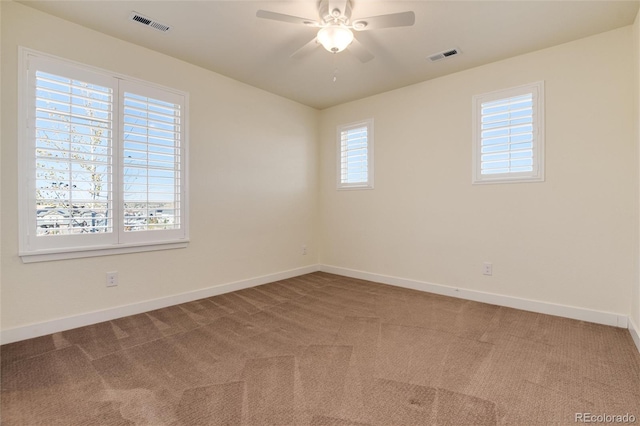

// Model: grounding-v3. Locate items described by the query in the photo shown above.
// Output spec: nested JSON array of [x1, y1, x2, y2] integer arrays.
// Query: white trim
[[20, 240, 189, 263], [0, 265, 320, 344], [320, 264, 629, 329], [18, 46, 29, 256], [3, 264, 636, 354], [629, 319, 640, 354], [18, 47, 188, 98]]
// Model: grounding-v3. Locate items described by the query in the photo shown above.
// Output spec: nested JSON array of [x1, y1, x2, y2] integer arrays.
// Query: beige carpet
[[2, 272, 639, 425]]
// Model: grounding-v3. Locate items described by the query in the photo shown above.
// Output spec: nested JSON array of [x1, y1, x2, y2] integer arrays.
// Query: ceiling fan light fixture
[[317, 26, 354, 53]]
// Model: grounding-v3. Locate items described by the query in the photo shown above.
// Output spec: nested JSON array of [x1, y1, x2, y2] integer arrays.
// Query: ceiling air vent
[[129, 12, 171, 33], [428, 48, 460, 62]]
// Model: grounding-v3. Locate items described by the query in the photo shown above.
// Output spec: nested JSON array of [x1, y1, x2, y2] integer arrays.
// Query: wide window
[[19, 48, 188, 262], [472, 81, 544, 184], [337, 119, 374, 189]]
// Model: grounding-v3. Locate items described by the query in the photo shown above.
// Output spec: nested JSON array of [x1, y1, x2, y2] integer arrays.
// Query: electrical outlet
[[482, 262, 492, 276], [106, 271, 118, 287], [301, 245, 307, 255]]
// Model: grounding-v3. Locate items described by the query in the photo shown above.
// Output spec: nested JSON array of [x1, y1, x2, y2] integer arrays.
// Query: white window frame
[[18, 48, 189, 262], [472, 81, 544, 184], [337, 119, 374, 190]]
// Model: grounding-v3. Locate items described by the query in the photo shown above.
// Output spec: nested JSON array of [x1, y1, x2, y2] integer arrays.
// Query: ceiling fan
[[256, 0, 415, 63]]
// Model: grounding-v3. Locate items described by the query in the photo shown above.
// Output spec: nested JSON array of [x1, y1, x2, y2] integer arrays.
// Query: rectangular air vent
[[428, 48, 460, 62], [129, 12, 171, 33]]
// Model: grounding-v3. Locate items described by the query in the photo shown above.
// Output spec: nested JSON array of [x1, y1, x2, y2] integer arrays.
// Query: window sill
[[472, 175, 544, 185], [20, 240, 189, 263], [337, 184, 374, 191]]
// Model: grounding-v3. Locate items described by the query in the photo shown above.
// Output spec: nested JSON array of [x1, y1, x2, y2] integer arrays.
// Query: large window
[[472, 81, 544, 184], [337, 119, 374, 190], [19, 48, 188, 262]]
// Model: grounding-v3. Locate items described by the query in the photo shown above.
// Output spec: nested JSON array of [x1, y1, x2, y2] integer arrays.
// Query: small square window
[[472, 82, 544, 184]]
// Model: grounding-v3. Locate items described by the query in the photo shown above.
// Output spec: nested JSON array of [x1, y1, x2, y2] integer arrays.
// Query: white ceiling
[[18, 0, 640, 109]]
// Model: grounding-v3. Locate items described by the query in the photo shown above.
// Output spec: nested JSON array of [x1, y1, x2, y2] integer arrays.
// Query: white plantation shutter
[[35, 71, 114, 235], [20, 49, 188, 260], [121, 85, 183, 240], [480, 94, 534, 174], [473, 82, 544, 184], [341, 127, 368, 183], [25, 56, 118, 252], [338, 119, 374, 189]]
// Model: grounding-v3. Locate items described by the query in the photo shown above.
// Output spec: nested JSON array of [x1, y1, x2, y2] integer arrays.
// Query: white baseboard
[[320, 265, 629, 329], [0, 264, 320, 345], [629, 319, 640, 354], [2, 263, 634, 351]]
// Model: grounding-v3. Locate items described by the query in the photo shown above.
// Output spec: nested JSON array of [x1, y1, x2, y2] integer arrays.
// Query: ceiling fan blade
[[352, 11, 415, 31], [291, 37, 320, 59], [348, 38, 374, 63], [256, 10, 320, 27]]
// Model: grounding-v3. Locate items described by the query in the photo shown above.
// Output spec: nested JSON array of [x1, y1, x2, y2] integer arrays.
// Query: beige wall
[[634, 10, 640, 331], [320, 27, 637, 316], [0, 2, 318, 330], [2, 1, 639, 336], [0, 1, 3, 334]]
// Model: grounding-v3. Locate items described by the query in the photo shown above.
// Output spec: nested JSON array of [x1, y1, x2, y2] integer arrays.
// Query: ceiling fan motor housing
[[319, 0, 353, 24]]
